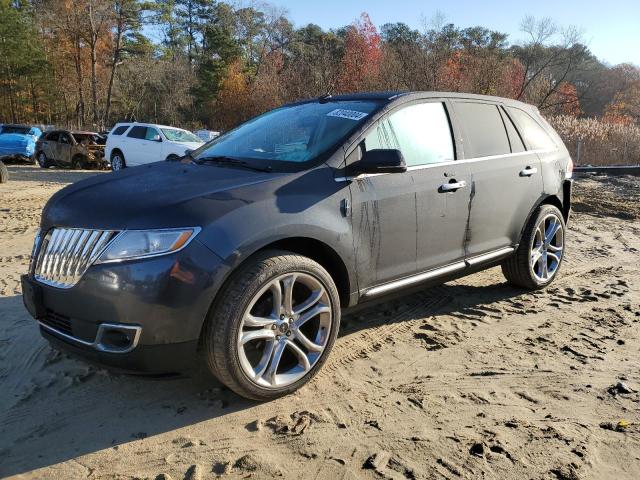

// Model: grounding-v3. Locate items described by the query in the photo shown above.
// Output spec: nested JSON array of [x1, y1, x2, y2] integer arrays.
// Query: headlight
[[96, 228, 200, 264]]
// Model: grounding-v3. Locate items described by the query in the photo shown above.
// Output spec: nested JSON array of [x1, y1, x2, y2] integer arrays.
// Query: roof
[[291, 91, 534, 110]]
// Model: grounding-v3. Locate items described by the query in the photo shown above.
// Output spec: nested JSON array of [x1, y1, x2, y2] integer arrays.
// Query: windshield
[[192, 100, 381, 167], [72, 133, 100, 143], [1, 125, 31, 135], [161, 128, 202, 143]]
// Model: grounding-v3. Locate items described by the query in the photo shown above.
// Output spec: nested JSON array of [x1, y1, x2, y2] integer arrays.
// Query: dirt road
[[1, 165, 639, 480]]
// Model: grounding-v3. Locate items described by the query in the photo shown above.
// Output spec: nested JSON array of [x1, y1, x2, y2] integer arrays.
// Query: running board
[[361, 247, 515, 298]]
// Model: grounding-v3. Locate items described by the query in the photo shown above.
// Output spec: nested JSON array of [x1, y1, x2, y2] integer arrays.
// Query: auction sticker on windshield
[[327, 109, 369, 121]]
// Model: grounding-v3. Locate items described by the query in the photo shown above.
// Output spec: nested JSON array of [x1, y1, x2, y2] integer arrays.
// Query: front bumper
[[23, 239, 229, 373]]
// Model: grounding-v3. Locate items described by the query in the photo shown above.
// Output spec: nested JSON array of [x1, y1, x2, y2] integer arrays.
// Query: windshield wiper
[[194, 156, 272, 173]]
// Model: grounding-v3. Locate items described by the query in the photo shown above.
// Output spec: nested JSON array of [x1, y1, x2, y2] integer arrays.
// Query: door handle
[[439, 180, 467, 193], [520, 166, 538, 177]]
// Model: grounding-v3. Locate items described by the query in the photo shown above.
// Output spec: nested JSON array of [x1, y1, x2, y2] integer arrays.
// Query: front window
[[192, 100, 381, 169], [161, 128, 202, 143]]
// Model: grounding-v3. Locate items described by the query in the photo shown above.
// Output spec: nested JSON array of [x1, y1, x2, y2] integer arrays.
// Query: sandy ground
[[1, 165, 639, 480]]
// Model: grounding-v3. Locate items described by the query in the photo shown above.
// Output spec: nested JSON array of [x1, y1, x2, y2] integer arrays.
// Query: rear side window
[[506, 107, 556, 150], [366, 102, 454, 166], [454, 102, 511, 158], [112, 125, 130, 135], [127, 126, 147, 139]]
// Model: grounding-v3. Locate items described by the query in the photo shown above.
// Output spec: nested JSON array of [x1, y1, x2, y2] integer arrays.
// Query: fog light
[[95, 323, 141, 353]]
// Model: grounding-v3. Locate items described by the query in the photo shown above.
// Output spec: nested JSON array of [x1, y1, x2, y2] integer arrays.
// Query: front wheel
[[111, 152, 126, 171], [202, 250, 340, 401], [502, 204, 566, 289], [71, 155, 86, 170], [37, 152, 49, 168]]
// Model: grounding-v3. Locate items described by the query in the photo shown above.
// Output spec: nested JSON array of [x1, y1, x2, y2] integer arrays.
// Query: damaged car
[[23, 92, 573, 401], [0, 124, 41, 162], [35, 130, 107, 169]]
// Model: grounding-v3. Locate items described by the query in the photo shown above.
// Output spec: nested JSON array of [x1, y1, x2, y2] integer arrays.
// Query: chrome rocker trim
[[362, 246, 515, 298]]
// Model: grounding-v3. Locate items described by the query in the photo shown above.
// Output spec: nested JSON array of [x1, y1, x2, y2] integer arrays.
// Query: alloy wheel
[[112, 155, 123, 171], [38, 153, 46, 167], [530, 213, 564, 282], [237, 272, 332, 389]]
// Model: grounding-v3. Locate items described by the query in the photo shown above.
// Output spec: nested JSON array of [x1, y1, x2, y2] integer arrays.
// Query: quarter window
[[499, 107, 525, 153], [506, 107, 556, 150], [127, 126, 147, 139], [454, 102, 511, 158], [365, 102, 454, 167]]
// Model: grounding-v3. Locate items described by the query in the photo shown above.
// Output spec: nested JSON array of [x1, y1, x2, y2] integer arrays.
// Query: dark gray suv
[[22, 92, 573, 400]]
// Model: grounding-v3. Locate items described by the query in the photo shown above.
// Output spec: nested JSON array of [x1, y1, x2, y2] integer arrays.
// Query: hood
[[41, 161, 287, 231], [178, 141, 204, 150]]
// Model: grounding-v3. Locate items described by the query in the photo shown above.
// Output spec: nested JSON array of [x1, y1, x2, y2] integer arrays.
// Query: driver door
[[57, 132, 73, 165]]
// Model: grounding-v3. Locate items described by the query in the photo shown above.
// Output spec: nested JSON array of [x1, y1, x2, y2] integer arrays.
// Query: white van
[[106, 123, 204, 171]]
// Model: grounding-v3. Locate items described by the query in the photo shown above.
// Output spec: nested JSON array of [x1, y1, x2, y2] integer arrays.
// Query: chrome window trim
[[335, 148, 557, 182], [39, 321, 142, 354]]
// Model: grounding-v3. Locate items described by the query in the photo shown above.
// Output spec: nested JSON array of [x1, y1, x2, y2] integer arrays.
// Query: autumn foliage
[[1, 1, 639, 140]]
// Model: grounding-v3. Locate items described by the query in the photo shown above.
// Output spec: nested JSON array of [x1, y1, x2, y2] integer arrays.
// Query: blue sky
[[264, 0, 640, 66]]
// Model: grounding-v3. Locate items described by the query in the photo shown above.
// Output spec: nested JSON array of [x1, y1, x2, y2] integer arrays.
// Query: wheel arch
[[517, 193, 566, 247], [196, 235, 353, 353], [110, 148, 124, 160]]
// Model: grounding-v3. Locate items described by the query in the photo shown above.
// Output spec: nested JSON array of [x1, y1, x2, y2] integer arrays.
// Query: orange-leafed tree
[[550, 82, 581, 116], [336, 12, 382, 93]]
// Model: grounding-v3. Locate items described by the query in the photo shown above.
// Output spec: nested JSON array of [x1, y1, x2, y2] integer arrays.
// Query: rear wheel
[[202, 250, 340, 401], [111, 151, 126, 171], [502, 204, 565, 289]]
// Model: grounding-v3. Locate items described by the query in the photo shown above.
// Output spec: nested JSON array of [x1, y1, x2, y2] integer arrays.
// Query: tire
[[111, 151, 126, 171], [502, 204, 566, 290], [0, 161, 8, 183], [37, 152, 49, 168], [71, 155, 86, 170], [202, 250, 341, 401]]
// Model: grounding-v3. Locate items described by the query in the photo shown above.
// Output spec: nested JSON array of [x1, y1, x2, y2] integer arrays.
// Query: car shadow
[[5, 164, 106, 184], [0, 274, 525, 477]]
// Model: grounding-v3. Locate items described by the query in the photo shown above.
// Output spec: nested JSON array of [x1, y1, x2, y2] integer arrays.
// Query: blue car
[[0, 124, 42, 162]]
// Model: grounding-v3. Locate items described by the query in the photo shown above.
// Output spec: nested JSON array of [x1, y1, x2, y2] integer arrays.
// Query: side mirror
[[152, 134, 162, 142], [350, 149, 407, 175]]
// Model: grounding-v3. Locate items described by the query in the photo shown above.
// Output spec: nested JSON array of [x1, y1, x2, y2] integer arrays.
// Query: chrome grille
[[32, 228, 118, 288]]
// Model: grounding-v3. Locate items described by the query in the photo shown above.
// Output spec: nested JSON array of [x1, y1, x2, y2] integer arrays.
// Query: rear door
[[450, 100, 543, 259], [125, 126, 147, 166]]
